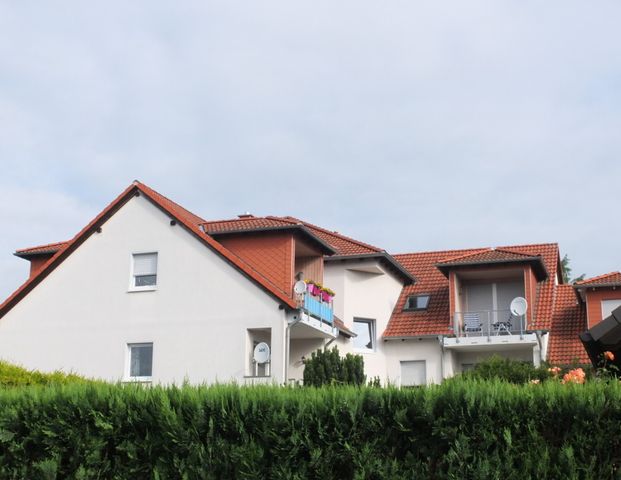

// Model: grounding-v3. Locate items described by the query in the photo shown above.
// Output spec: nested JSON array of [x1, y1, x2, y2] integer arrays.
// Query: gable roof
[[435, 248, 549, 281], [548, 284, 589, 365], [574, 271, 621, 288], [384, 243, 561, 338], [0, 181, 299, 320], [202, 215, 414, 284], [203, 215, 382, 256], [277, 216, 383, 256], [202, 217, 336, 255]]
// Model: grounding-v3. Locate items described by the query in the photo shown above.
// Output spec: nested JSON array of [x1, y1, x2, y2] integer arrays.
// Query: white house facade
[[0, 181, 595, 386]]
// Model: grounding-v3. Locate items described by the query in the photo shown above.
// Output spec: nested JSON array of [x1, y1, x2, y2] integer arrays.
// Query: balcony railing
[[453, 310, 527, 339], [302, 291, 334, 325]]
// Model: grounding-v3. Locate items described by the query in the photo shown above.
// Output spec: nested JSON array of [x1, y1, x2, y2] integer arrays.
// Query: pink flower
[[548, 366, 562, 377], [604, 351, 615, 362], [530, 379, 540, 384]]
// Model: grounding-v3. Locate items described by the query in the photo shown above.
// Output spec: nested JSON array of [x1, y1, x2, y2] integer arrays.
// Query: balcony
[[303, 292, 334, 324], [289, 291, 337, 339], [443, 310, 538, 349]]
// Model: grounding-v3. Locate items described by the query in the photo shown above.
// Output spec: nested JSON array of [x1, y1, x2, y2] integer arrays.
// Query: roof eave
[[435, 257, 549, 281], [207, 225, 336, 255], [324, 252, 416, 285]]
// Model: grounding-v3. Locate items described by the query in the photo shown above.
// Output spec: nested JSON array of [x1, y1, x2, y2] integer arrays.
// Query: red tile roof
[[386, 248, 487, 336], [547, 285, 589, 365], [385, 243, 561, 337], [575, 271, 621, 287], [14, 241, 68, 257], [203, 217, 293, 234], [0, 182, 298, 320], [203, 215, 382, 256], [437, 248, 541, 265]]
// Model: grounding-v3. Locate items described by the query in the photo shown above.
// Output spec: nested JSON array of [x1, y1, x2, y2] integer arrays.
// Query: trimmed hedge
[[0, 361, 90, 387], [0, 381, 620, 479]]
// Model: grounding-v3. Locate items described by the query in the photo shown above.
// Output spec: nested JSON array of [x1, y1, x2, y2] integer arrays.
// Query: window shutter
[[400, 361, 426, 386], [134, 253, 157, 276]]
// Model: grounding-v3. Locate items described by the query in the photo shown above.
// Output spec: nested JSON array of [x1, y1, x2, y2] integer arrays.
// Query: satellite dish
[[253, 342, 271, 364], [510, 297, 528, 316], [293, 280, 307, 295]]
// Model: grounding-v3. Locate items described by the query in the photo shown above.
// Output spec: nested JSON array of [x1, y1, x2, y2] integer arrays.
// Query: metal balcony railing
[[453, 309, 527, 339], [303, 291, 334, 325]]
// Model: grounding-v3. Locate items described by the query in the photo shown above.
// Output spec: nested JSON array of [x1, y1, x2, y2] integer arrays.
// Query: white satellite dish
[[253, 342, 271, 364], [510, 297, 528, 316], [293, 280, 307, 295]]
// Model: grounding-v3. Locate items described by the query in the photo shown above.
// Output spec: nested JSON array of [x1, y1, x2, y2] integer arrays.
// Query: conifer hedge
[[0, 380, 619, 479]]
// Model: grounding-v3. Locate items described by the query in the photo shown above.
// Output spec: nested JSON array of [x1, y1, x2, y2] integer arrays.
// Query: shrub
[[0, 361, 90, 387], [302, 347, 365, 386], [456, 355, 552, 384]]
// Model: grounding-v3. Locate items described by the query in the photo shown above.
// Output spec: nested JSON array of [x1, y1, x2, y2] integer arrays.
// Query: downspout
[[534, 330, 545, 365], [437, 335, 445, 381], [284, 309, 303, 385]]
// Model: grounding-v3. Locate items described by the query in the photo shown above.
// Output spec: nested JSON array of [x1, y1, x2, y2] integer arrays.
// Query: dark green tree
[[303, 346, 365, 386], [561, 254, 586, 284]]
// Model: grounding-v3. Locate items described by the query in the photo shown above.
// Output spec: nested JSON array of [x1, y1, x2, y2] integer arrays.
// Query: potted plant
[[305, 280, 322, 297], [320, 287, 335, 303]]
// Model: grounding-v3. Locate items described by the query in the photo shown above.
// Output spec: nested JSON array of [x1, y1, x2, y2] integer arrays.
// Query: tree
[[302, 346, 366, 387], [561, 254, 586, 284]]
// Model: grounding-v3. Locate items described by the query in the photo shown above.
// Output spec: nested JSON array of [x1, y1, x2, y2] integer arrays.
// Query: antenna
[[253, 342, 271, 364], [293, 280, 307, 295], [510, 297, 528, 317]]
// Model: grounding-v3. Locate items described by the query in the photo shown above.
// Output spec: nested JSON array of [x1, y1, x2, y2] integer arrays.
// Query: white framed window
[[602, 299, 621, 319], [352, 318, 376, 352], [400, 360, 426, 387], [130, 252, 158, 291], [126, 343, 153, 381]]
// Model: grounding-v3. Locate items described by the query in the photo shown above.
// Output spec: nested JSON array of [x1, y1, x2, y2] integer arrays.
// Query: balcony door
[[464, 280, 524, 328]]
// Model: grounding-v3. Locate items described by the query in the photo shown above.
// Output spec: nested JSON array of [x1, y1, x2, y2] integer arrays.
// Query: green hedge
[[0, 361, 90, 387], [0, 381, 620, 479]]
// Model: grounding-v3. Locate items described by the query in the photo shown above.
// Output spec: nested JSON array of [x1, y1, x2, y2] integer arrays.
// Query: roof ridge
[[492, 247, 541, 258], [576, 271, 621, 285], [436, 248, 492, 264], [393, 247, 487, 258], [277, 216, 383, 253], [135, 181, 207, 225], [498, 242, 559, 250]]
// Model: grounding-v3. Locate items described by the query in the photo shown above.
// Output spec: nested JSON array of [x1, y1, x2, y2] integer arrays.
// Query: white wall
[[324, 259, 404, 384], [383, 339, 444, 385], [0, 195, 287, 385]]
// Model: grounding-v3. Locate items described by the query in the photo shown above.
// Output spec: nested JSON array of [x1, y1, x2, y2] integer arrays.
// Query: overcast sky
[[1, 1, 620, 300]]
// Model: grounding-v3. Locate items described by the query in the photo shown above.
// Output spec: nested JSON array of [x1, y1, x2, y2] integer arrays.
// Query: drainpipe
[[534, 330, 545, 365], [437, 335, 445, 381], [285, 310, 303, 385]]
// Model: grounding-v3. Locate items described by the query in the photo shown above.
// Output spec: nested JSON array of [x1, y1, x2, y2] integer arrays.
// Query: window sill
[[244, 375, 272, 379], [122, 378, 153, 384], [127, 287, 157, 293], [354, 349, 376, 354]]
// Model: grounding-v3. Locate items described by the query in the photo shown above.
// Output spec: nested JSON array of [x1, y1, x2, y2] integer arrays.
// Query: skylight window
[[404, 295, 430, 311]]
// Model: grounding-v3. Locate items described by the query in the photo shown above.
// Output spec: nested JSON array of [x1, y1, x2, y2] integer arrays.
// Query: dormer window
[[404, 294, 430, 311], [131, 252, 158, 290]]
